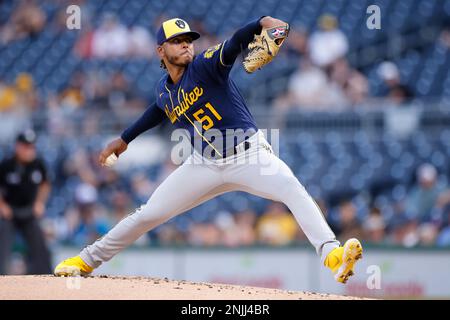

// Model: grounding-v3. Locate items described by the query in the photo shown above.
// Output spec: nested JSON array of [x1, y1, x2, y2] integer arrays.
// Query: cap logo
[[175, 19, 185, 29]]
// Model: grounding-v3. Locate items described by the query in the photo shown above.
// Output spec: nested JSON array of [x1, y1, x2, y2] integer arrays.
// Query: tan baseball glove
[[242, 24, 290, 73]]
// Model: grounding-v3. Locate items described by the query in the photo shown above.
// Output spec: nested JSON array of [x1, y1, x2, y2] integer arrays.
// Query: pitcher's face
[[158, 35, 194, 68]]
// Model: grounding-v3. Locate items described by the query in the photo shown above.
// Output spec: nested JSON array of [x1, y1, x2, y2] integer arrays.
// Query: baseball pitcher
[[54, 16, 363, 284]]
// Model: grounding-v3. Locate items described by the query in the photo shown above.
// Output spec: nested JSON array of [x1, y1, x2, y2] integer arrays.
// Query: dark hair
[[160, 59, 167, 70]]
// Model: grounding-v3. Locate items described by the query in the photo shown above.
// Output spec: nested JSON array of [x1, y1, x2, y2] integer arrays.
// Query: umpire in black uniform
[[0, 130, 52, 274]]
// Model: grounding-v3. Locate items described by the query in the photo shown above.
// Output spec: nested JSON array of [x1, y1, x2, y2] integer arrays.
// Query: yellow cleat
[[324, 238, 363, 284], [54, 256, 94, 277]]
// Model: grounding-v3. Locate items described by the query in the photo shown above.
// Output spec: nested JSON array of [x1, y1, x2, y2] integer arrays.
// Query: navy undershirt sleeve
[[221, 18, 263, 66], [120, 102, 166, 144]]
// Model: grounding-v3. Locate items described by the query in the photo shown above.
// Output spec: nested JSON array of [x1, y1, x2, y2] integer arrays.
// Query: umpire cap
[[16, 129, 37, 145], [156, 18, 200, 45]]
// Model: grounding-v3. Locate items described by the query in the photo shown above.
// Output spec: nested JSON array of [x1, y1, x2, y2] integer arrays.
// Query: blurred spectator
[[386, 214, 409, 245], [59, 72, 86, 111], [256, 202, 299, 246], [0, 74, 39, 114], [363, 206, 387, 244], [274, 58, 348, 111], [435, 190, 450, 223], [0, 78, 33, 144], [61, 145, 121, 199], [46, 93, 76, 137], [86, 16, 154, 59], [86, 71, 110, 109], [109, 190, 133, 223], [74, 24, 95, 58], [234, 210, 257, 245], [377, 61, 414, 104], [108, 72, 146, 116], [220, 209, 257, 247], [187, 222, 222, 246], [437, 27, 450, 49], [64, 183, 110, 246], [284, 26, 309, 58], [130, 172, 156, 204], [156, 223, 185, 246], [309, 14, 349, 68], [400, 218, 420, 247], [437, 228, 450, 246], [436, 211, 450, 246], [418, 222, 439, 246], [63, 148, 97, 186], [92, 13, 129, 58], [329, 58, 369, 105], [14, 73, 40, 112], [215, 210, 238, 246], [333, 199, 364, 242], [344, 70, 369, 105], [386, 212, 420, 247], [0, 0, 46, 44], [128, 25, 155, 58], [0, 80, 17, 112], [404, 164, 446, 222]]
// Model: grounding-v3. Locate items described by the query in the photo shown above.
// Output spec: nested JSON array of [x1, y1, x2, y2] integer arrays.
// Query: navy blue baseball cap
[[156, 18, 200, 45]]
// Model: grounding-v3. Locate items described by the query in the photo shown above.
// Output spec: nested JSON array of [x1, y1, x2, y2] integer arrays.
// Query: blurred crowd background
[[1, 0, 450, 274]]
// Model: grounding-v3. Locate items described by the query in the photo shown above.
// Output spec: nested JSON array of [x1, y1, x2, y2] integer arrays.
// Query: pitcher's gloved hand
[[243, 16, 290, 73]]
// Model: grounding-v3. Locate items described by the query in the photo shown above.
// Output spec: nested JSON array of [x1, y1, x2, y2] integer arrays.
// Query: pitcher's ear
[[156, 45, 164, 58]]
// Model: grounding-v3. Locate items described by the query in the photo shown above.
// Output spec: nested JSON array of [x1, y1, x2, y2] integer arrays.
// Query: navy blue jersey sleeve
[[192, 18, 263, 84], [221, 18, 263, 66], [192, 41, 231, 84], [121, 102, 166, 144]]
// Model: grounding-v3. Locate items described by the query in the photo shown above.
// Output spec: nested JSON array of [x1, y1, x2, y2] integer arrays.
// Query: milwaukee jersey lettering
[[156, 41, 258, 154]]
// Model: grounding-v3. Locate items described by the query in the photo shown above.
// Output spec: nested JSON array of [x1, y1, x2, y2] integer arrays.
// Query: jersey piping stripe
[[164, 84, 178, 121], [176, 85, 223, 157], [177, 85, 182, 111], [165, 80, 223, 158], [182, 112, 223, 158], [219, 40, 231, 67]]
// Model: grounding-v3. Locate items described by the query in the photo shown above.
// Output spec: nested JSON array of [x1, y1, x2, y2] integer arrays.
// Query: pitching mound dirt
[[0, 275, 368, 300]]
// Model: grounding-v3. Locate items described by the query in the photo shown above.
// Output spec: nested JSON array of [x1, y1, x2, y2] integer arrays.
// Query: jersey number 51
[[192, 102, 222, 130]]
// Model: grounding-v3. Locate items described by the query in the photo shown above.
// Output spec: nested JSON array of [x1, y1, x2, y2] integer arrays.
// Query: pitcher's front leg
[[225, 148, 362, 283], [226, 148, 363, 283], [54, 159, 223, 275], [227, 150, 339, 258]]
